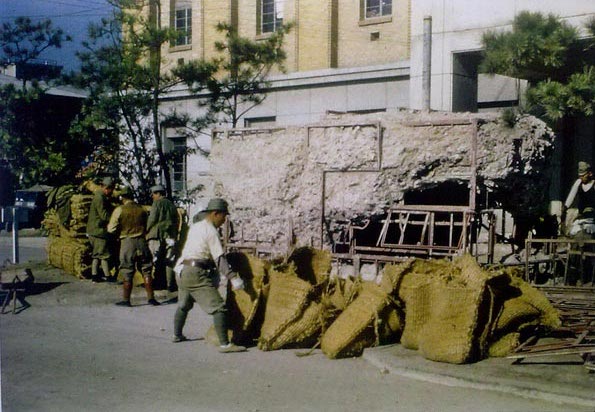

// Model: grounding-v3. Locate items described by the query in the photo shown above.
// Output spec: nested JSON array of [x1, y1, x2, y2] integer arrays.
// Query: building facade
[[153, 0, 594, 211]]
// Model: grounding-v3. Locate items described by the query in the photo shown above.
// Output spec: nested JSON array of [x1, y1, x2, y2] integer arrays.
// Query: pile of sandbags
[[43, 185, 93, 278], [224, 248, 560, 364]]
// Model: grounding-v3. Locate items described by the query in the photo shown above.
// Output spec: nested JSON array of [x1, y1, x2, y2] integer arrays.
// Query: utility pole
[[422, 16, 432, 111]]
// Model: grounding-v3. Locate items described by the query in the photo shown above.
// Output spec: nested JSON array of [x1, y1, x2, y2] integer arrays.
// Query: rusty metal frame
[[524, 237, 595, 286], [330, 118, 480, 262]]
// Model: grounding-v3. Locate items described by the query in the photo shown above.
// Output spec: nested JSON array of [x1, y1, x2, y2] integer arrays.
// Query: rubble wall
[[210, 110, 555, 255]]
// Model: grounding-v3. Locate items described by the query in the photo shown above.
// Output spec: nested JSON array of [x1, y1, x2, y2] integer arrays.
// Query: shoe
[[115, 300, 131, 307], [218, 343, 246, 353], [148, 298, 161, 306], [172, 335, 187, 343], [105, 276, 117, 283], [91, 276, 104, 283]]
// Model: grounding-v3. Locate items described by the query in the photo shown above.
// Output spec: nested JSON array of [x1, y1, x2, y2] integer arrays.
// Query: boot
[[144, 276, 160, 306], [91, 259, 102, 282], [115, 281, 132, 306]]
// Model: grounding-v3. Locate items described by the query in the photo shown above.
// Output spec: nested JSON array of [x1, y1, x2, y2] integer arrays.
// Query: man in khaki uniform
[[146, 184, 179, 293], [172, 198, 246, 353], [86, 177, 116, 283], [108, 186, 160, 307]]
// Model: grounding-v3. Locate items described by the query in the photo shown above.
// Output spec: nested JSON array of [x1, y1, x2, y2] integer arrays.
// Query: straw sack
[[488, 332, 521, 357], [326, 277, 360, 311], [320, 262, 412, 359], [258, 267, 323, 351], [487, 274, 560, 356], [398, 255, 505, 364], [321, 282, 403, 359], [226, 253, 269, 345], [287, 247, 332, 285]]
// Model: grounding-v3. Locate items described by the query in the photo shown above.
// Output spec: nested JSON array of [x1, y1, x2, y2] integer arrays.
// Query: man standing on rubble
[[172, 198, 246, 353], [86, 177, 116, 283], [108, 186, 160, 307], [146, 184, 179, 293], [563, 161, 595, 238]]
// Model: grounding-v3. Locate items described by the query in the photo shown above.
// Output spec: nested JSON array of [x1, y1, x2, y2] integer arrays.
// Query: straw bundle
[[486, 274, 560, 356], [47, 236, 91, 279], [287, 247, 332, 285], [226, 253, 270, 344], [321, 282, 402, 359], [258, 267, 320, 351]]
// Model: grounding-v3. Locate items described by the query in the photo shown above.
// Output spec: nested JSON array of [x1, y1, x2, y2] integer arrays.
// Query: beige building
[[160, 0, 410, 73], [151, 0, 594, 211]]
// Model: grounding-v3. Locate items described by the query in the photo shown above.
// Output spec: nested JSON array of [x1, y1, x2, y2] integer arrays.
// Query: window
[[169, 137, 187, 192], [364, 0, 392, 19], [261, 0, 284, 34], [244, 116, 276, 127], [173, 0, 192, 47]]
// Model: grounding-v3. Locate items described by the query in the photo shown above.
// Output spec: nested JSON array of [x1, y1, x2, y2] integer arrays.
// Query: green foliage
[[0, 82, 92, 188], [480, 11, 579, 82], [0, 17, 72, 87], [481, 12, 595, 124], [0, 18, 93, 190], [527, 67, 595, 121], [69, 1, 213, 202], [500, 107, 518, 128]]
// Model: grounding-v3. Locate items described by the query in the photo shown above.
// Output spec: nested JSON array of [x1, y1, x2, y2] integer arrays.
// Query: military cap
[[203, 198, 229, 214], [102, 177, 115, 188], [119, 186, 133, 198], [578, 161, 591, 176], [150, 184, 166, 194]]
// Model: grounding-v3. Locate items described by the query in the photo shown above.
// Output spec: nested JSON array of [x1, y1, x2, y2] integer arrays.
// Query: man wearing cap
[[108, 186, 160, 307], [563, 161, 595, 237], [146, 184, 179, 293], [172, 198, 246, 353], [86, 177, 116, 283]]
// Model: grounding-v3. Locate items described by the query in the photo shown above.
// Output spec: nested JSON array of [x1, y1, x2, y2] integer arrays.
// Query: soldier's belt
[[181, 259, 215, 270]]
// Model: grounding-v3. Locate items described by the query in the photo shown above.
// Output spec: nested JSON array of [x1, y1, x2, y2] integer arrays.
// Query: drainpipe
[[422, 16, 432, 111]]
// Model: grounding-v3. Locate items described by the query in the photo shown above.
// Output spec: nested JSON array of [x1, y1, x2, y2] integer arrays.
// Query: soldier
[[172, 198, 246, 352], [146, 184, 179, 293], [86, 177, 116, 283], [108, 186, 160, 307]]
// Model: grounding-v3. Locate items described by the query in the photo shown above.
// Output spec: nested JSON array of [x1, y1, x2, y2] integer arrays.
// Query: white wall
[[409, 0, 595, 111]]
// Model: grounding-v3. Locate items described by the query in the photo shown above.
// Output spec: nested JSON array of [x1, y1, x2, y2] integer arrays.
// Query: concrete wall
[[208, 110, 555, 255]]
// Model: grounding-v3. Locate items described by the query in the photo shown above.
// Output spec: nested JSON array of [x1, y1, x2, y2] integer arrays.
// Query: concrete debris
[[210, 110, 555, 255]]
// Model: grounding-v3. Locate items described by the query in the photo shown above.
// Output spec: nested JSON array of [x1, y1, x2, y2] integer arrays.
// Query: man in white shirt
[[563, 161, 595, 237], [172, 198, 246, 353]]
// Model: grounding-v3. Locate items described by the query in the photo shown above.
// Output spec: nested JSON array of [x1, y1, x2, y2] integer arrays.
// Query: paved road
[[0, 233, 47, 265], [1, 238, 592, 411]]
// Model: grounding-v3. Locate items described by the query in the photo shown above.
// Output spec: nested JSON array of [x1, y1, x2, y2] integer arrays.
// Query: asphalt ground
[[2, 234, 594, 409]]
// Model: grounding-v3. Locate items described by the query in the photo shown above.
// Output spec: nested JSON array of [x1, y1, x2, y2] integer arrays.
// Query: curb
[[362, 345, 595, 408]]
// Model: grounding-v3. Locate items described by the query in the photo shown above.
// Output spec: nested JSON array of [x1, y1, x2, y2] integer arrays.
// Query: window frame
[[359, 0, 393, 26], [168, 136, 187, 193], [259, 0, 284, 35], [171, 0, 192, 48]]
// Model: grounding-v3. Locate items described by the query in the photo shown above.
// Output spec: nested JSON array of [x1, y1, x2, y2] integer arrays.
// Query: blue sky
[[0, 0, 114, 72]]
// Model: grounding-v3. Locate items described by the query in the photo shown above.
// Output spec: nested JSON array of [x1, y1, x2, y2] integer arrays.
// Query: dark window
[[174, 1, 192, 46], [261, 0, 284, 33], [365, 0, 392, 19]]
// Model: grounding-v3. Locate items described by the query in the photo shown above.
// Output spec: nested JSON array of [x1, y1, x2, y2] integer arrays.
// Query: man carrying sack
[[172, 198, 246, 353]]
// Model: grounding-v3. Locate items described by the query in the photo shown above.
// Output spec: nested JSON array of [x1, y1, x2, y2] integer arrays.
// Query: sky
[[0, 0, 115, 72]]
